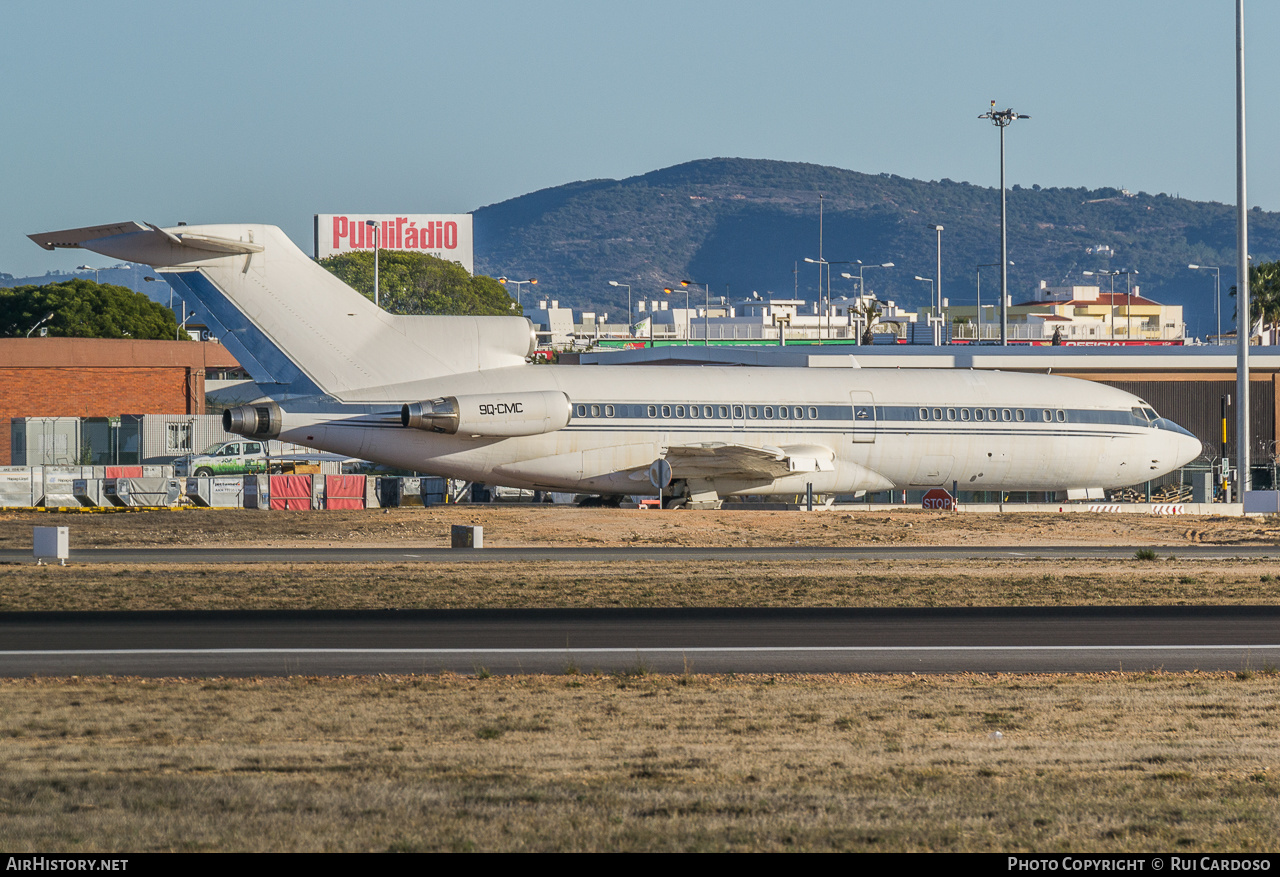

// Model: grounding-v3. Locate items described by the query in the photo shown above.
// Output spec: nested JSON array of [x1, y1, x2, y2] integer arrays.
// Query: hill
[[473, 158, 1280, 337]]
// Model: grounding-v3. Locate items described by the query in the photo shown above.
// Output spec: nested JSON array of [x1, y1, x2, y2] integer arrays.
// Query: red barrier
[[105, 466, 144, 478], [268, 474, 312, 510], [325, 475, 365, 510]]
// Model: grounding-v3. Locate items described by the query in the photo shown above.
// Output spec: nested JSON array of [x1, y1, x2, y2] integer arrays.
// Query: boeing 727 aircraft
[[31, 222, 1201, 507]]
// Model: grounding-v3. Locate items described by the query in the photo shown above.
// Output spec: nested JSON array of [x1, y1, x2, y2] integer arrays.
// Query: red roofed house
[[945, 281, 1185, 344]]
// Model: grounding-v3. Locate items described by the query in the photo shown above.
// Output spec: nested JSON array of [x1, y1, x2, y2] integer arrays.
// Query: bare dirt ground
[[2, 505, 1278, 550]]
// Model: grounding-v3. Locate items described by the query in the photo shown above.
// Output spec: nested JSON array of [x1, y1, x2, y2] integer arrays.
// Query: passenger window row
[[917, 407, 1065, 423], [572, 404, 822, 421]]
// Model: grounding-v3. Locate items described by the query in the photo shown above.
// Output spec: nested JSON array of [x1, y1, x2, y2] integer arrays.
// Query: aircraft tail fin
[[30, 222, 535, 400]]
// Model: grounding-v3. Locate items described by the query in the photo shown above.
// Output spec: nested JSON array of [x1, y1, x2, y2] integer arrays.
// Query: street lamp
[[364, 220, 380, 307], [1082, 270, 1116, 340], [680, 279, 711, 346], [76, 264, 109, 284], [979, 101, 1030, 345], [498, 277, 537, 308], [806, 257, 860, 339], [1189, 264, 1222, 343], [608, 281, 631, 336], [914, 275, 938, 344], [803, 257, 829, 337], [931, 225, 944, 322], [975, 261, 1013, 344], [662, 286, 691, 340], [144, 274, 171, 313], [1119, 270, 1139, 340], [26, 312, 54, 338], [840, 262, 894, 343], [1083, 269, 1137, 342]]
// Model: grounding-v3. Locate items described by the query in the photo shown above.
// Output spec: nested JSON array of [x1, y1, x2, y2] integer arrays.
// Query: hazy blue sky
[[3, 0, 1276, 276]]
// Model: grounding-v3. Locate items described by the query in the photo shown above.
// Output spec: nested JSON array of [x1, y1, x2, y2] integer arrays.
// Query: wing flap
[[663, 442, 791, 480]]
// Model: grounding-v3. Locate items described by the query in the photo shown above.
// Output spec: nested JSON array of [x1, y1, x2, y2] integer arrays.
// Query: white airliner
[[31, 222, 1201, 507]]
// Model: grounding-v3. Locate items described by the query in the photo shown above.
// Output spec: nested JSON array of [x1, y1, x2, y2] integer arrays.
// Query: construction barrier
[[268, 474, 312, 510], [243, 475, 269, 509], [325, 475, 366, 509], [103, 477, 184, 508], [0, 468, 35, 507], [185, 476, 247, 508]]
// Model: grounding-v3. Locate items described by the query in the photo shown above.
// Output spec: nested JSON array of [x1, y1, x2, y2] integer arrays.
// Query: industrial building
[[0, 337, 239, 466]]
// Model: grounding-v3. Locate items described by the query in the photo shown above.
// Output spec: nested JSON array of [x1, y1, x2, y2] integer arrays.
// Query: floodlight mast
[[979, 102, 1030, 346], [1235, 0, 1251, 497]]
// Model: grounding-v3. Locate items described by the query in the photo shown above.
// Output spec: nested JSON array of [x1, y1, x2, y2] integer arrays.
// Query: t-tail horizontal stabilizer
[[29, 223, 263, 264]]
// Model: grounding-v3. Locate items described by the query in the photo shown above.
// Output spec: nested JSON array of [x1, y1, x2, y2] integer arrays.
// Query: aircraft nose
[[1144, 419, 1201, 478], [1148, 417, 1202, 471], [1174, 431, 1202, 469]]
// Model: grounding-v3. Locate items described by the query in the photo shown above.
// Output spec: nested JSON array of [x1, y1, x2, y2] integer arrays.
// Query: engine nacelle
[[223, 402, 282, 440], [402, 390, 571, 438]]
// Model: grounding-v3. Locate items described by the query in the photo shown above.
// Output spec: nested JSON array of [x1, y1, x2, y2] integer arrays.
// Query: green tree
[[0, 279, 180, 339], [318, 250, 521, 316], [855, 299, 882, 345], [1229, 260, 1280, 336]]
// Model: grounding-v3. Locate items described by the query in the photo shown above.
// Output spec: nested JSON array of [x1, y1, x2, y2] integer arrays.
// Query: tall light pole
[[931, 225, 944, 322], [976, 261, 1013, 344], [608, 281, 631, 336], [979, 102, 1030, 346], [77, 264, 107, 284], [1188, 265, 1222, 343], [1083, 269, 1124, 342], [144, 274, 170, 312], [663, 286, 691, 339], [364, 220, 380, 307], [1235, 0, 1251, 496], [1086, 269, 1138, 341], [681, 279, 711, 346], [1123, 270, 1139, 340], [804, 257, 829, 338], [498, 277, 537, 309], [914, 275, 937, 344], [806, 257, 857, 339]]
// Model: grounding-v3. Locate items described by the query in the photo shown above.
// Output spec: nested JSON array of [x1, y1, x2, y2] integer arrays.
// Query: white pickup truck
[[175, 440, 321, 477]]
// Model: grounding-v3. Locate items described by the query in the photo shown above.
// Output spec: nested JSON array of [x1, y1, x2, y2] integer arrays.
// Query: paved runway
[[3, 607, 1278, 676], [3, 544, 1279, 564]]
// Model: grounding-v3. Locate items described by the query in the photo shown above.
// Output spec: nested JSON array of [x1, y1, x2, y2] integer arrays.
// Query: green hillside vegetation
[[473, 158, 1280, 337], [0, 279, 180, 339], [319, 250, 520, 317]]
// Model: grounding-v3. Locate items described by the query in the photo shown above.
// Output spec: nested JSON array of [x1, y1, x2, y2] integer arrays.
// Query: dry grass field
[[1, 673, 1278, 852], [2, 506, 1279, 851], [4, 558, 1280, 611]]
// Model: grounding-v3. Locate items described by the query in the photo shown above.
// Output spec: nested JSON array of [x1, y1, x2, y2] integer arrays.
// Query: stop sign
[[922, 488, 954, 510]]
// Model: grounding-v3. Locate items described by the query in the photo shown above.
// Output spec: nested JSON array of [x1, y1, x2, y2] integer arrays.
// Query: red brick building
[[0, 338, 240, 465]]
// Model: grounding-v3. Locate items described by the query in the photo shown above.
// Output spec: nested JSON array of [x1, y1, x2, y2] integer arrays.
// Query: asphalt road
[[2, 607, 1278, 676]]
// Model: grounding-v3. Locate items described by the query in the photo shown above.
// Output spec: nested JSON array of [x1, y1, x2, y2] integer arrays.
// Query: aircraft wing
[[661, 442, 835, 480]]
